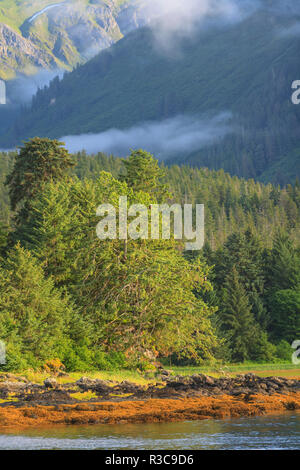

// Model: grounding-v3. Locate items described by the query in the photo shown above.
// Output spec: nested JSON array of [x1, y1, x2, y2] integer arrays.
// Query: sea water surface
[[0, 413, 299, 450]]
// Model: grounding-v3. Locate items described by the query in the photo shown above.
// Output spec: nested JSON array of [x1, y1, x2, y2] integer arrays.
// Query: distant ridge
[[2, 3, 300, 184], [0, 0, 145, 80]]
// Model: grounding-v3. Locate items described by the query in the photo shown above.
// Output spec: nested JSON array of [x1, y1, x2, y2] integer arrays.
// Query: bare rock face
[[0, 23, 56, 79], [117, 1, 151, 36], [24, 2, 123, 66]]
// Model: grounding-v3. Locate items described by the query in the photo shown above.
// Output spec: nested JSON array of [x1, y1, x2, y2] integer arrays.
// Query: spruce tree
[[5, 138, 74, 224], [269, 289, 300, 342], [265, 230, 300, 292], [0, 244, 75, 369], [17, 172, 218, 365], [0, 222, 8, 256], [120, 149, 169, 202], [220, 266, 258, 362], [212, 229, 267, 327]]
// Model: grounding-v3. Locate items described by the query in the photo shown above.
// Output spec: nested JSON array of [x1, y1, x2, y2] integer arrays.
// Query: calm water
[[0, 413, 299, 450]]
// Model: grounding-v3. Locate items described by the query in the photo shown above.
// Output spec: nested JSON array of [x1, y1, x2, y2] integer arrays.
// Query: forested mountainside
[[0, 0, 145, 79], [1, 150, 299, 249], [2, 0, 300, 184]]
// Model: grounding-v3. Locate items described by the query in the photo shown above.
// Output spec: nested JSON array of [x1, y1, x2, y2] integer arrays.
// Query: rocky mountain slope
[[0, 0, 147, 79], [0, 22, 56, 79], [3, 1, 300, 183]]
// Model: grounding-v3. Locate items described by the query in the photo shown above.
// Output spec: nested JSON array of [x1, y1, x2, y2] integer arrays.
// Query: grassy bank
[[3, 363, 300, 386], [171, 363, 300, 379]]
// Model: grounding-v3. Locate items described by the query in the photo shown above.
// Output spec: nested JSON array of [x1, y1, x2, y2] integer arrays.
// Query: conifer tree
[[120, 149, 169, 202], [212, 229, 267, 326], [0, 244, 74, 369], [17, 172, 218, 364], [5, 138, 74, 223], [0, 222, 8, 256], [269, 289, 300, 342], [265, 230, 300, 292], [220, 267, 258, 362]]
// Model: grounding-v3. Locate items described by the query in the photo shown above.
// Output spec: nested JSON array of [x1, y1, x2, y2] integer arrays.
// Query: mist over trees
[[3, 3, 300, 184]]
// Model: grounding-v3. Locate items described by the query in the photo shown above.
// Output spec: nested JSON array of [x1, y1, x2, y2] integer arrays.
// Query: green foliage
[[212, 229, 267, 325], [1, 150, 299, 250], [0, 151, 14, 224], [73, 152, 300, 250], [0, 222, 8, 256], [120, 150, 170, 202], [0, 244, 74, 370], [276, 340, 293, 362], [0, 141, 298, 369], [265, 231, 300, 293], [248, 331, 277, 363], [17, 171, 218, 364], [220, 267, 259, 362], [5, 138, 74, 214], [269, 289, 300, 343], [62, 344, 127, 372], [219, 266, 276, 363]]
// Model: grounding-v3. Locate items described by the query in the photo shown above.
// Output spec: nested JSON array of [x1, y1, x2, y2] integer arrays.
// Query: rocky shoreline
[[0, 373, 299, 428]]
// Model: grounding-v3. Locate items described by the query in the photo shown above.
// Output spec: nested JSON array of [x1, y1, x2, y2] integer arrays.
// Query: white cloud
[[278, 22, 300, 38], [61, 112, 234, 158], [8, 68, 65, 105], [140, 0, 260, 53]]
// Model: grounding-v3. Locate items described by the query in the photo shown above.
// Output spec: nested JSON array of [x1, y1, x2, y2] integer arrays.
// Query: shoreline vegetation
[[0, 366, 299, 429], [2, 363, 300, 385], [0, 141, 299, 373], [0, 138, 299, 437]]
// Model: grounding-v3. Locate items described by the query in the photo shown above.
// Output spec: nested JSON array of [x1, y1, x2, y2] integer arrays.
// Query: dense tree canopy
[[0, 245, 74, 370], [0, 143, 299, 370], [5, 138, 74, 221]]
